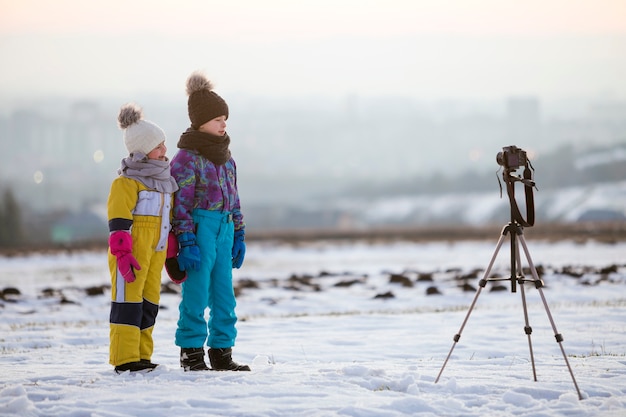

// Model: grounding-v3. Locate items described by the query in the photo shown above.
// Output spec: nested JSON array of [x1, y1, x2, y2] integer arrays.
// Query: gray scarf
[[118, 152, 179, 193]]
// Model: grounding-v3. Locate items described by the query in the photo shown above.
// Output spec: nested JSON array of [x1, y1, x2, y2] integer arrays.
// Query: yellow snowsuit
[[107, 176, 173, 367]]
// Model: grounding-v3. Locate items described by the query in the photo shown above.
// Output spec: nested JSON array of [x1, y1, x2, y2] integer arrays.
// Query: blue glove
[[232, 229, 246, 269], [177, 232, 201, 271]]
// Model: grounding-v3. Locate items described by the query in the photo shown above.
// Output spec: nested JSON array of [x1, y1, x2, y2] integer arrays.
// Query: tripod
[[434, 219, 583, 400]]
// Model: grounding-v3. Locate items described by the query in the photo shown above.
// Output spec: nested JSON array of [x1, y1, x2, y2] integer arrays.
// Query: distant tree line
[[0, 187, 24, 247]]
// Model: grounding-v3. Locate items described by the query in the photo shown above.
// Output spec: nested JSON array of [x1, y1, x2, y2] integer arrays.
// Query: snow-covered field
[[1, 238, 625, 416]]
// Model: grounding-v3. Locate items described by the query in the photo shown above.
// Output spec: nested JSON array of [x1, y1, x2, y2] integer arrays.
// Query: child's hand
[[178, 245, 201, 271], [177, 232, 201, 271], [165, 232, 187, 284], [109, 231, 142, 283], [117, 253, 141, 283], [232, 229, 246, 269]]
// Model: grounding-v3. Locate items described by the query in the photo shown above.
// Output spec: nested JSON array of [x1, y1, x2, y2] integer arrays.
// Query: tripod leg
[[435, 232, 508, 383], [519, 283, 537, 381], [517, 235, 584, 400], [515, 238, 538, 381]]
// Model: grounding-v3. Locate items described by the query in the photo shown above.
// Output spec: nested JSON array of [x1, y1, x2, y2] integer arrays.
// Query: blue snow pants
[[175, 209, 238, 349]]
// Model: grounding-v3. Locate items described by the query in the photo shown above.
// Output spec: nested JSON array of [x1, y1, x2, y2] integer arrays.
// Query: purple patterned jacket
[[170, 148, 244, 235]]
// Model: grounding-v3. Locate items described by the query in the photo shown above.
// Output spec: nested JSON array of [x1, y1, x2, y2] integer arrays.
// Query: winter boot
[[140, 359, 159, 368], [114, 360, 158, 374], [180, 348, 209, 371], [208, 348, 251, 371]]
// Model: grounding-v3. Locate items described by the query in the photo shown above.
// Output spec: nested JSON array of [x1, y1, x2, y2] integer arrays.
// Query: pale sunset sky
[[1, 0, 625, 101]]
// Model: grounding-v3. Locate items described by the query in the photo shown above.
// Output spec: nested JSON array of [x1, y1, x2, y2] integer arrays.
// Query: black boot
[[180, 348, 209, 371], [114, 360, 158, 374], [140, 359, 159, 367], [208, 348, 251, 371]]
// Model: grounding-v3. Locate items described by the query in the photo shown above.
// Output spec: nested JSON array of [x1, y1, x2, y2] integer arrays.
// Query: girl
[[107, 103, 178, 373]]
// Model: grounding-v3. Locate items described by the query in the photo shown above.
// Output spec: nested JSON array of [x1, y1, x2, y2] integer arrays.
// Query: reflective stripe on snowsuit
[[175, 209, 238, 349]]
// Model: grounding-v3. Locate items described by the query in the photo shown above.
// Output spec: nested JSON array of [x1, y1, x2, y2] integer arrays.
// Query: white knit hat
[[117, 103, 166, 155]]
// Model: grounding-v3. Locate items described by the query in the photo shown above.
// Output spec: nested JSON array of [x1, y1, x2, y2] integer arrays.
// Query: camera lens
[[496, 152, 505, 166]]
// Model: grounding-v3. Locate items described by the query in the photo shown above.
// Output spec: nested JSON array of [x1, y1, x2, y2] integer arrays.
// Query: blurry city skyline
[[1, 92, 624, 207], [1, 91, 625, 244]]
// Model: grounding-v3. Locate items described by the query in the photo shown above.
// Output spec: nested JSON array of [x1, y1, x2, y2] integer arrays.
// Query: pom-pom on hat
[[186, 71, 229, 129], [118, 103, 166, 155]]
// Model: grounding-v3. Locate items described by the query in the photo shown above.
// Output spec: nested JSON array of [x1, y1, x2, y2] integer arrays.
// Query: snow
[[1, 237, 626, 416]]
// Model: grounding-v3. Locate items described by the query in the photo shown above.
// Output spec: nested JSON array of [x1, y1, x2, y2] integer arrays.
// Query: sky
[[1, 238, 625, 416], [1, 0, 626, 101]]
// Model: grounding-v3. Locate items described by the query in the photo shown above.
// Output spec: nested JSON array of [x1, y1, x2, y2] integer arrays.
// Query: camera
[[497, 145, 527, 170]]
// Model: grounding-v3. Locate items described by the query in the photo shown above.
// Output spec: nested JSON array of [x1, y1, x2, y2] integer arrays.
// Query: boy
[[107, 103, 178, 373], [170, 71, 249, 371]]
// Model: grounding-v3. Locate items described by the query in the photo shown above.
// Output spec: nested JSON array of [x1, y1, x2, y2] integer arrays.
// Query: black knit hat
[[186, 71, 229, 130]]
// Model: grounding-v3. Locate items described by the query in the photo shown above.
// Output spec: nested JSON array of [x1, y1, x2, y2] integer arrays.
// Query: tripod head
[[497, 145, 537, 228], [505, 171, 535, 188]]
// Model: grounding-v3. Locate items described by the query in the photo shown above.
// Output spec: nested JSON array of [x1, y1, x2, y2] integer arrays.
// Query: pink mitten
[[109, 231, 142, 283], [166, 231, 179, 258], [165, 232, 187, 284]]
